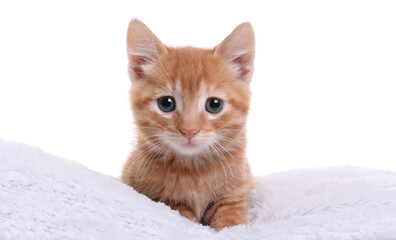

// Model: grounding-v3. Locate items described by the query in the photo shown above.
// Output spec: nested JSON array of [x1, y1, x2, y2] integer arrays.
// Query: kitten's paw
[[178, 208, 198, 223], [203, 196, 248, 231], [166, 202, 197, 223]]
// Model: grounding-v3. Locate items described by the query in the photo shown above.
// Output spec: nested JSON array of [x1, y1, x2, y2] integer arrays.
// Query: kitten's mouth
[[182, 140, 197, 147], [167, 136, 208, 155], [178, 139, 204, 153]]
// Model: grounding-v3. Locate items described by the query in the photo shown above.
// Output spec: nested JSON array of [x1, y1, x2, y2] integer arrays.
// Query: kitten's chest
[[160, 164, 214, 199], [149, 159, 221, 214]]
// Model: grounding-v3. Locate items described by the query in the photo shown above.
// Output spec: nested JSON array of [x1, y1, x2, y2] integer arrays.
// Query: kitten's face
[[127, 20, 255, 158]]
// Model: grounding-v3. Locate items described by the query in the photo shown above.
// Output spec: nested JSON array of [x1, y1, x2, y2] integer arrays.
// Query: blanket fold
[[1, 139, 396, 239]]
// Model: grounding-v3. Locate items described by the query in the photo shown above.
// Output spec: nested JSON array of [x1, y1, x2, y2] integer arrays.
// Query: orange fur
[[121, 19, 255, 231]]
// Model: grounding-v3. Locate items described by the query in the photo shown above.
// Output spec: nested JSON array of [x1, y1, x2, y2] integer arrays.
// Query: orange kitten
[[121, 19, 255, 231]]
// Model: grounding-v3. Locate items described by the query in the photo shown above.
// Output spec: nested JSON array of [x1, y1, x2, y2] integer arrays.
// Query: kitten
[[121, 19, 255, 231]]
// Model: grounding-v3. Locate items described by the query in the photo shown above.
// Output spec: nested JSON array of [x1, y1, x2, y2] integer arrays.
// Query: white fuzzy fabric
[[1, 139, 396, 240]]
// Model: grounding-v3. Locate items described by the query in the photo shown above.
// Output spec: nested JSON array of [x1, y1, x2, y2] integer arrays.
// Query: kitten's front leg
[[166, 202, 198, 223], [203, 195, 248, 231]]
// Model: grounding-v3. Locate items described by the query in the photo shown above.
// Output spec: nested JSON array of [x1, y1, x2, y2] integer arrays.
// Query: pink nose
[[179, 129, 200, 139]]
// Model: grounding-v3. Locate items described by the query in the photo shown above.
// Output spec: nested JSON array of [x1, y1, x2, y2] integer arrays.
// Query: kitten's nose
[[179, 128, 200, 139]]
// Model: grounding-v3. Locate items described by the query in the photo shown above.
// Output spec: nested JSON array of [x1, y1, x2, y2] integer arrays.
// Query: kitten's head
[[127, 19, 255, 158]]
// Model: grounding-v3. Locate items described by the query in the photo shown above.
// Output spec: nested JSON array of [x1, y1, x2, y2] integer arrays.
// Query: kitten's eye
[[157, 96, 176, 112], [206, 98, 223, 113]]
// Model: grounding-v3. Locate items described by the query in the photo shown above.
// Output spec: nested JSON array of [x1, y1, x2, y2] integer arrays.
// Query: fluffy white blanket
[[1, 139, 396, 240]]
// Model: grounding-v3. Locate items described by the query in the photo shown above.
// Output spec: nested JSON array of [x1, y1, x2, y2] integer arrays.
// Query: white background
[[0, 0, 395, 178]]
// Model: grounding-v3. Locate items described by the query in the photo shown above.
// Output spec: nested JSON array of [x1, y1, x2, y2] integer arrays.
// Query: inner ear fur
[[126, 19, 167, 80], [214, 22, 255, 83]]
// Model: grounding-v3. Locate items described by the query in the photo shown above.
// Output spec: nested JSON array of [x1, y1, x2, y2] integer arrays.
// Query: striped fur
[[121, 19, 255, 231]]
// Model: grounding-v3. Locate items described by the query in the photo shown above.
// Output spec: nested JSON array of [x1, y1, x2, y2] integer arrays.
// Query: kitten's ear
[[214, 22, 255, 83], [127, 19, 167, 80]]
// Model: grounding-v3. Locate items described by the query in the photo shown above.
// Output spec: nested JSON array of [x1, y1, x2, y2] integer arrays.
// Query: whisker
[[212, 141, 235, 181], [133, 109, 171, 131], [134, 141, 165, 182], [214, 139, 248, 182], [209, 144, 229, 185], [216, 135, 244, 147], [141, 143, 168, 179]]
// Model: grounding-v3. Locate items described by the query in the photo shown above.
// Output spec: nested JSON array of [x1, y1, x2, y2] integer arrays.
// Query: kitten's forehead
[[153, 76, 213, 97], [151, 47, 229, 93]]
